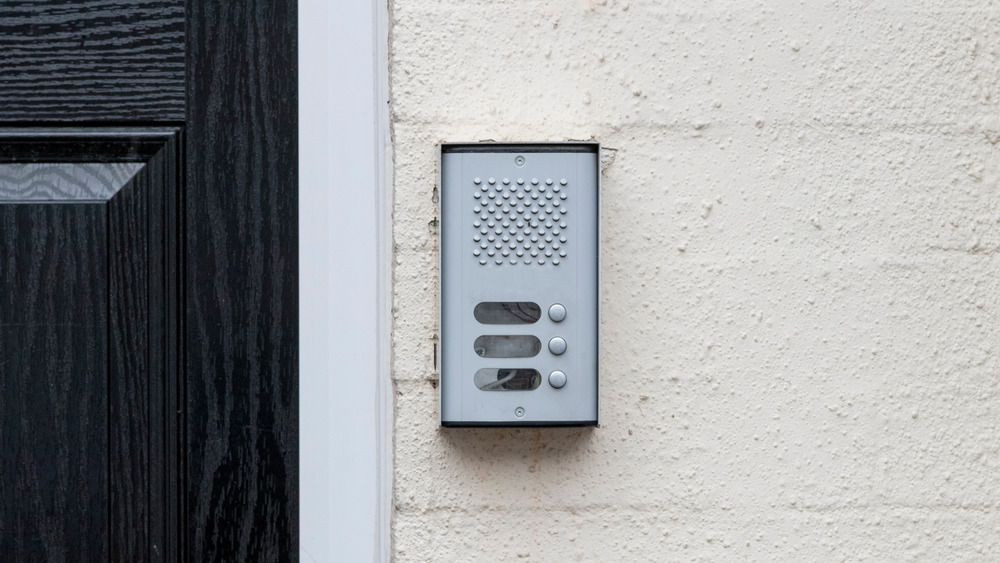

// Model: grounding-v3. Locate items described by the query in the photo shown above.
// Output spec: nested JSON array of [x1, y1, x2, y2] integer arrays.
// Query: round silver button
[[549, 370, 567, 389], [548, 337, 567, 355], [548, 303, 566, 322]]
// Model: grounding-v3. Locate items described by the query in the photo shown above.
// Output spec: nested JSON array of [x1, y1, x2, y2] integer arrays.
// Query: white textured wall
[[389, 1, 1000, 560]]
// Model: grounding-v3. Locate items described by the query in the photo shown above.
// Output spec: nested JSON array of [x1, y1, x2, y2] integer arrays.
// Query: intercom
[[439, 142, 600, 427]]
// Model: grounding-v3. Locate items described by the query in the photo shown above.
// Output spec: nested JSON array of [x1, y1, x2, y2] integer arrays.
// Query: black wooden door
[[0, 3, 297, 561]]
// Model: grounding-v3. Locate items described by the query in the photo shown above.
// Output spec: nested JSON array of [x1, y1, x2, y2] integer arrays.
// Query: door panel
[[0, 202, 108, 561], [0, 131, 181, 561], [0, 0, 185, 122], [0, 1, 298, 558]]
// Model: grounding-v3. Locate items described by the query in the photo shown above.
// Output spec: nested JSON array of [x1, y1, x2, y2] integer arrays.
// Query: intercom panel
[[440, 143, 599, 427]]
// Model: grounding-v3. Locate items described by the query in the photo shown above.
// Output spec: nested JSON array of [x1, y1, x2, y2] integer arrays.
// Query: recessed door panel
[[0, 130, 181, 561]]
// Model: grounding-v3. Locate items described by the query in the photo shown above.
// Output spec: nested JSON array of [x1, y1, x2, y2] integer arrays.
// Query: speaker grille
[[470, 176, 568, 266]]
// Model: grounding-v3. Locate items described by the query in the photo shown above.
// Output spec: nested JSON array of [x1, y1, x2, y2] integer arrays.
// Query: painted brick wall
[[389, 1, 1000, 560]]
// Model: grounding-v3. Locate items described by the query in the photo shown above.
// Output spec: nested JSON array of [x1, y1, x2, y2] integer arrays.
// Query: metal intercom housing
[[439, 142, 600, 427]]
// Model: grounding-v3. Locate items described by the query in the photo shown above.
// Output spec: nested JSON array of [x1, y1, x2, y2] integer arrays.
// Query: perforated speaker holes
[[471, 176, 568, 266]]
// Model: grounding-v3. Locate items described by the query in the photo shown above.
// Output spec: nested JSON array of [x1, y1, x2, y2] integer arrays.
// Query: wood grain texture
[[0, 130, 182, 561], [0, 0, 184, 122], [186, 1, 298, 560], [0, 128, 176, 163], [105, 136, 182, 562], [0, 163, 143, 200], [108, 161, 151, 562], [164, 134, 185, 563], [146, 136, 184, 563], [0, 203, 109, 562]]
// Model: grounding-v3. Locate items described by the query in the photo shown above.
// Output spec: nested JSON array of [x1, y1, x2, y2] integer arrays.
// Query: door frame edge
[[374, 0, 393, 559], [298, 0, 391, 559]]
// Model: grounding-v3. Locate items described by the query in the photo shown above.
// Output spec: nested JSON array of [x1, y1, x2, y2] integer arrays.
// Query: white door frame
[[299, 0, 391, 560]]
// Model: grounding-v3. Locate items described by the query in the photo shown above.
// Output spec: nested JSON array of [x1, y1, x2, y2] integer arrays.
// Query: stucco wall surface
[[389, 1, 1000, 561]]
